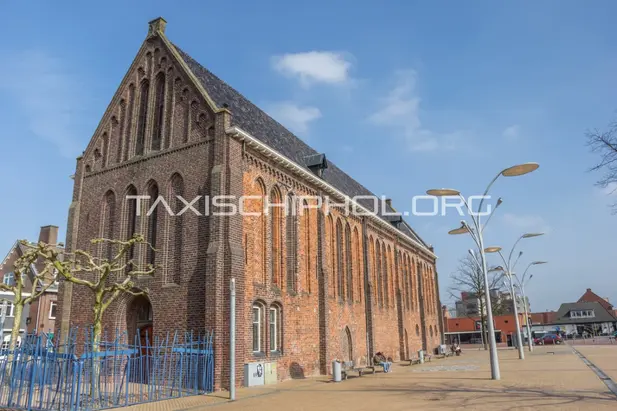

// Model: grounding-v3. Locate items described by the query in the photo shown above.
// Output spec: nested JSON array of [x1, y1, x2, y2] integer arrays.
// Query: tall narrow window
[[336, 219, 344, 299], [353, 227, 361, 303], [327, 215, 335, 296], [252, 304, 262, 353], [135, 80, 150, 156], [124, 85, 135, 161], [285, 194, 297, 293], [381, 243, 388, 308], [269, 305, 281, 352], [102, 191, 116, 260], [255, 179, 267, 283], [345, 223, 353, 303], [270, 187, 283, 288], [125, 185, 138, 266], [151, 73, 165, 151], [169, 174, 184, 284], [147, 182, 159, 265], [376, 242, 383, 307], [101, 133, 109, 168], [303, 200, 311, 293], [116, 100, 126, 163]]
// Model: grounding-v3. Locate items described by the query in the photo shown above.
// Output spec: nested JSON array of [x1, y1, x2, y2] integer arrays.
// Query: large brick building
[[57, 18, 442, 388]]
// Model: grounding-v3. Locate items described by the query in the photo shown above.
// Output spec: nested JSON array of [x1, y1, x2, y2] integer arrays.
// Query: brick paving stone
[[108, 346, 617, 411]]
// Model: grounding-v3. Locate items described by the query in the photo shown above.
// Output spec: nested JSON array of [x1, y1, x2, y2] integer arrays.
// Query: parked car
[[539, 333, 563, 345]]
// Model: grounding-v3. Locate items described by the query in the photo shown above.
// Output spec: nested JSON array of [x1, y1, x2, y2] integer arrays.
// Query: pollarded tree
[[25, 234, 155, 352], [3, 247, 58, 351]]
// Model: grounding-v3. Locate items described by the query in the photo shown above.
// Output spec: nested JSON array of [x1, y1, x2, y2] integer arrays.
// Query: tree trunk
[[479, 299, 487, 350], [8, 303, 23, 352], [90, 294, 104, 400]]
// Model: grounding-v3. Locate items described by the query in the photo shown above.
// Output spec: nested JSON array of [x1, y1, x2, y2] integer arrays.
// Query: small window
[[252, 304, 261, 353], [2, 273, 14, 286], [1, 302, 15, 318], [49, 302, 57, 319], [269, 307, 279, 352]]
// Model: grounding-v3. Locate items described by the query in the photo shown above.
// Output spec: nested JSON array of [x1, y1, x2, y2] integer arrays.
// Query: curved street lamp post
[[515, 261, 547, 352], [485, 233, 543, 360], [427, 162, 539, 381]]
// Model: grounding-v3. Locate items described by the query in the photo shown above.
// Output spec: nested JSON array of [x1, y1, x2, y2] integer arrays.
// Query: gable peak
[[148, 17, 167, 37]]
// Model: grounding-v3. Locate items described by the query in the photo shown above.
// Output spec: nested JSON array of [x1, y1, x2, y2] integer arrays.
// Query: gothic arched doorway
[[127, 296, 153, 382], [341, 326, 353, 362]]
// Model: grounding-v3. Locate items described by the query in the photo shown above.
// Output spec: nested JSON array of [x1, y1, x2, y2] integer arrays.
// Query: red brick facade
[[56, 18, 442, 389]]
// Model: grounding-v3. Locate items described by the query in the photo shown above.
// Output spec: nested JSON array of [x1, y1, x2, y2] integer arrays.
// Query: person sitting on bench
[[451, 342, 462, 356], [373, 352, 392, 373]]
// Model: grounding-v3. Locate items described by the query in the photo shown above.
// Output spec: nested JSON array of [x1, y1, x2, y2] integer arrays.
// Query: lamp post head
[[501, 162, 539, 177], [531, 261, 548, 265], [484, 246, 502, 253], [426, 188, 461, 196], [522, 232, 544, 238], [449, 222, 469, 235], [489, 266, 504, 272]]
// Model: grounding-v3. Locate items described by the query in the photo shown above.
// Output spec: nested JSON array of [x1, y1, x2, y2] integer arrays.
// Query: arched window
[[270, 187, 283, 288], [335, 218, 344, 300], [285, 194, 297, 293], [151, 73, 165, 151], [124, 84, 135, 161], [101, 190, 116, 260], [353, 227, 361, 303], [269, 303, 282, 353], [146, 182, 159, 265], [252, 301, 265, 353], [368, 237, 375, 303], [327, 215, 335, 296], [385, 246, 391, 308], [116, 99, 126, 163], [345, 223, 352, 302], [403, 255, 410, 311], [169, 174, 184, 284], [101, 133, 109, 168], [125, 185, 138, 266], [135, 80, 150, 156], [302, 200, 311, 293], [255, 179, 267, 283], [430, 326, 434, 337], [382, 243, 388, 308], [375, 241, 383, 307]]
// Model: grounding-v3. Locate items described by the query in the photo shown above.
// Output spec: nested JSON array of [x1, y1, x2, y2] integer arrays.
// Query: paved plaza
[[117, 344, 617, 411]]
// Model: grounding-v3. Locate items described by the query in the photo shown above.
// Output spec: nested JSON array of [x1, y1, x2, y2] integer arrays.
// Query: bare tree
[[25, 234, 156, 352], [2, 247, 57, 351], [586, 121, 617, 211], [448, 254, 505, 348]]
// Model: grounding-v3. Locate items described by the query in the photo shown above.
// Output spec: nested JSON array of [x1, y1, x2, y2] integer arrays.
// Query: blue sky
[[1, 1, 616, 313]]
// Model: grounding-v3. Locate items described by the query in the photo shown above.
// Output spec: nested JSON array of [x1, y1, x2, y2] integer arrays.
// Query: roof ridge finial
[[148, 17, 167, 37]]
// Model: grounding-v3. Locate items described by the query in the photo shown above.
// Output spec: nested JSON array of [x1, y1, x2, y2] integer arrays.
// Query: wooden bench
[[341, 360, 369, 379], [402, 355, 420, 365]]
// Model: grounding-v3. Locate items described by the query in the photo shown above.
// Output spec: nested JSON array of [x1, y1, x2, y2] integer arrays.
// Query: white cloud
[[0, 50, 89, 158], [266, 102, 322, 134], [502, 213, 551, 233], [368, 70, 460, 152], [272, 51, 352, 87], [502, 125, 520, 141]]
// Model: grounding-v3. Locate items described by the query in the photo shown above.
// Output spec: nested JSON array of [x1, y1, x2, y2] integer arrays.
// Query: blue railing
[[0, 328, 214, 410]]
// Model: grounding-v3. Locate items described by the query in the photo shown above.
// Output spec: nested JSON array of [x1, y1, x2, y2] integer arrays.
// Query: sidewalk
[[121, 345, 617, 411]]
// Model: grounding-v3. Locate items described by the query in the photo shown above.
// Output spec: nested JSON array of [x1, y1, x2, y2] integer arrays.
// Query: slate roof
[[553, 302, 617, 324], [173, 45, 428, 248]]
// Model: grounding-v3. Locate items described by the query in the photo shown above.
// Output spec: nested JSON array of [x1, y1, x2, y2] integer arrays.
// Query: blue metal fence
[[0, 328, 214, 410]]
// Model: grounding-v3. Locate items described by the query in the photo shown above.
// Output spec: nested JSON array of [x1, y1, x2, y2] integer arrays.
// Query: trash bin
[[332, 360, 342, 382], [418, 349, 425, 364]]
